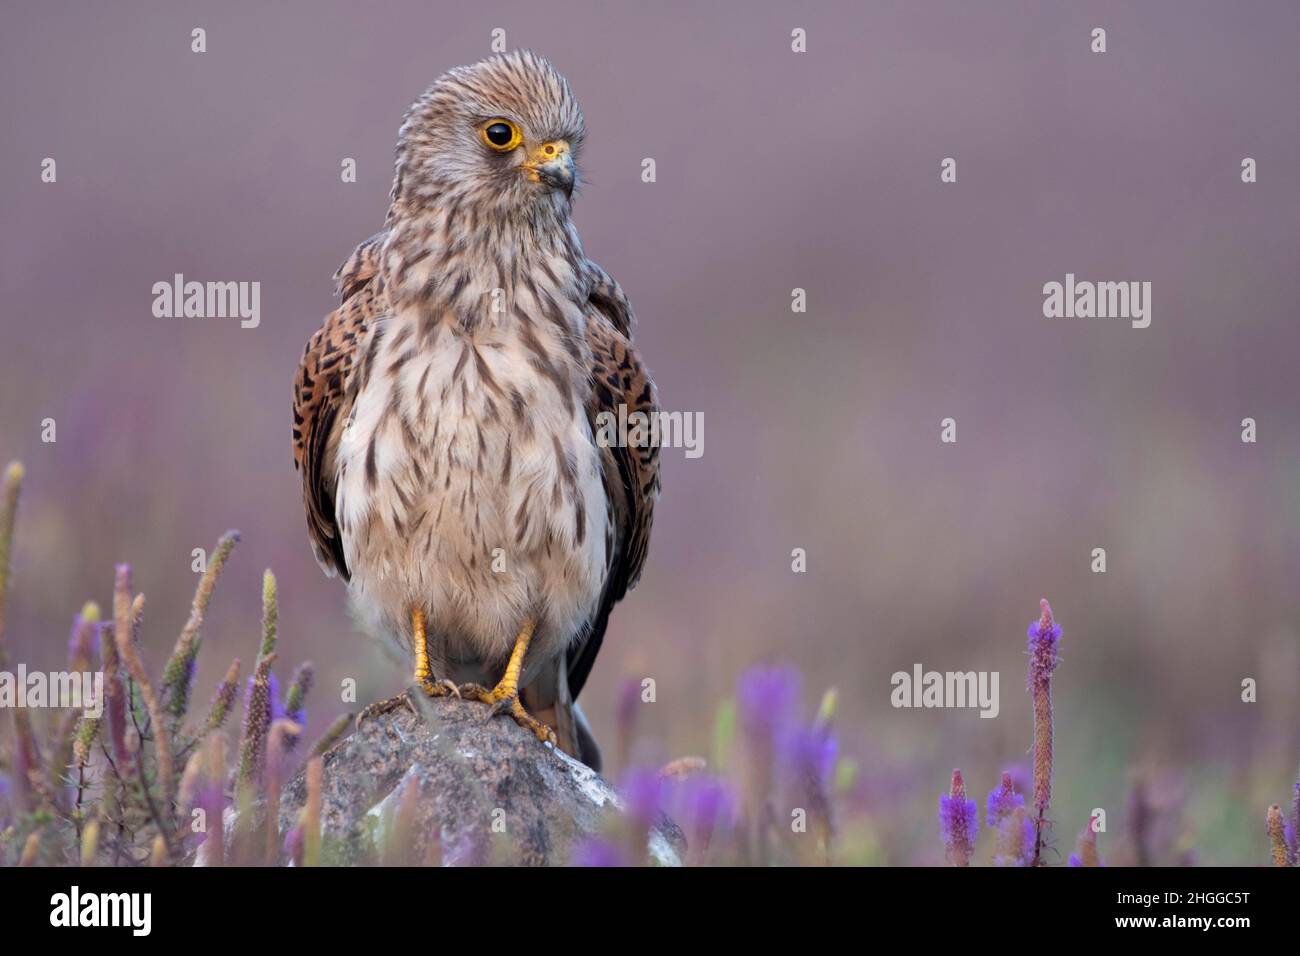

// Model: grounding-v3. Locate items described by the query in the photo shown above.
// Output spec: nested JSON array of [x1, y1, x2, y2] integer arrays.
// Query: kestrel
[[291, 51, 659, 770]]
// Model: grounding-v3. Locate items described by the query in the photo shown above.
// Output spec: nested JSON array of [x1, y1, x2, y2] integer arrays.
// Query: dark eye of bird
[[485, 123, 514, 147]]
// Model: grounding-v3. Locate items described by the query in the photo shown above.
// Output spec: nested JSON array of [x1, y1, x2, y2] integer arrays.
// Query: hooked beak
[[522, 140, 575, 197]]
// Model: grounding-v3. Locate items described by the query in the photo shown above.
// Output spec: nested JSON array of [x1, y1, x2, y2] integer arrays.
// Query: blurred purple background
[[2, 1, 1298, 862]]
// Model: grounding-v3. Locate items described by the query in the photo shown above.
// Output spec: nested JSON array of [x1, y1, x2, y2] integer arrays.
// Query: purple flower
[[618, 767, 664, 829], [271, 672, 285, 722], [986, 771, 1025, 828], [1026, 600, 1062, 688], [737, 665, 801, 751], [786, 725, 839, 787], [238, 658, 278, 787], [571, 837, 626, 867], [1027, 598, 1062, 865], [940, 769, 978, 866], [245, 672, 286, 725], [1001, 763, 1032, 797], [673, 773, 735, 841], [245, 671, 282, 714]]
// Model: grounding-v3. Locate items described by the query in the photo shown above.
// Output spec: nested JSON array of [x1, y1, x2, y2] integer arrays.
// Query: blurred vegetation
[[2, 458, 1295, 866]]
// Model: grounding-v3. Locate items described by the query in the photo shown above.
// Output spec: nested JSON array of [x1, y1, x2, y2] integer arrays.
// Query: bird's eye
[[481, 120, 522, 151]]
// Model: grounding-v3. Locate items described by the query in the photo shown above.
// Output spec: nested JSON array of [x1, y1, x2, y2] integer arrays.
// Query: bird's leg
[[356, 607, 458, 728], [412, 607, 459, 699], [355, 691, 417, 728], [459, 618, 556, 746]]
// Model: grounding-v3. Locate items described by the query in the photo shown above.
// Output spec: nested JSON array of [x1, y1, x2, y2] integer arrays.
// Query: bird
[[291, 51, 659, 771]]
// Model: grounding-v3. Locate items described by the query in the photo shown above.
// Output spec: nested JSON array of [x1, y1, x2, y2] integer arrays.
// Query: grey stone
[[276, 694, 684, 866]]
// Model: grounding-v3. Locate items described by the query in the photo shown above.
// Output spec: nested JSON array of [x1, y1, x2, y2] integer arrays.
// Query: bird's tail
[[548, 663, 603, 772]]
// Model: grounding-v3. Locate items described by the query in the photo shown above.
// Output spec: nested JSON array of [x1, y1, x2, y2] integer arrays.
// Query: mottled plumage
[[291, 51, 659, 768]]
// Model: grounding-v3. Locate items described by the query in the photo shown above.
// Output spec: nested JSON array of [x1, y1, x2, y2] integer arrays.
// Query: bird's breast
[[334, 298, 608, 665]]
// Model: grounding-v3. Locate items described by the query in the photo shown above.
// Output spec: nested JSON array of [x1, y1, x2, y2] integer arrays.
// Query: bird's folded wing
[[291, 234, 387, 579], [569, 288, 661, 699]]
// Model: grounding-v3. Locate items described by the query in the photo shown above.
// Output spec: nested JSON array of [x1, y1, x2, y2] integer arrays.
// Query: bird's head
[[392, 51, 586, 219]]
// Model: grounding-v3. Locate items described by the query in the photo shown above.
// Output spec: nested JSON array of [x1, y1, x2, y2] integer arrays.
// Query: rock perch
[[277, 694, 684, 865]]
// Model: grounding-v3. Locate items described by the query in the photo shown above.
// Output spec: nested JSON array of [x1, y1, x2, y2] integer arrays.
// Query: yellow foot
[[418, 677, 460, 699], [458, 617, 556, 746], [356, 678, 458, 730], [409, 608, 460, 699], [459, 681, 557, 745], [355, 692, 416, 729]]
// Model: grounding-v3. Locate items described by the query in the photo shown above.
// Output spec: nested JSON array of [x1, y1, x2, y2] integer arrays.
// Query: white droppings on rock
[[554, 745, 616, 808], [648, 829, 681, 867], [552, 745, 680, 865]]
